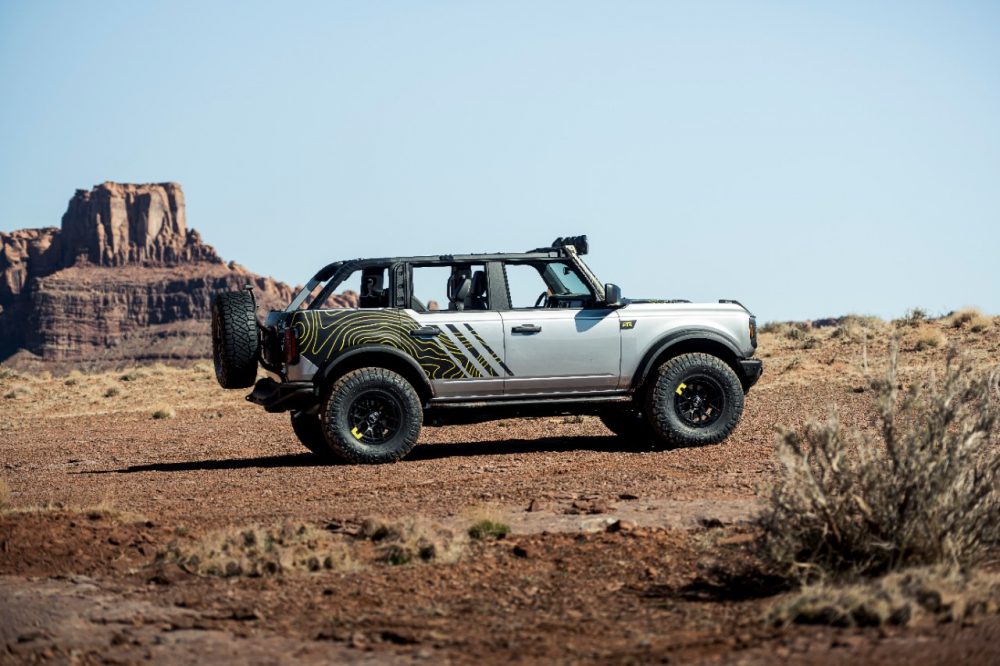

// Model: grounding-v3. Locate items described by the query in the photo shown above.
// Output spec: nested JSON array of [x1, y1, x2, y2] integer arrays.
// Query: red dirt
[[2, 318, 999, 664]]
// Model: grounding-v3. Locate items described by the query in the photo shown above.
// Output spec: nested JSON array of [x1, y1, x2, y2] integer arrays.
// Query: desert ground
[[2, 311, 999, 664]]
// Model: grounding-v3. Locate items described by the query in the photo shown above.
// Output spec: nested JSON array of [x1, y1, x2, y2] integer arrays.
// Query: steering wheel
[[534, 291, 548, 308]]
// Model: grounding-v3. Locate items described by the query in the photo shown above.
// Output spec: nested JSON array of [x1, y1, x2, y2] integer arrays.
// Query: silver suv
[[211, 236, 762, 464]]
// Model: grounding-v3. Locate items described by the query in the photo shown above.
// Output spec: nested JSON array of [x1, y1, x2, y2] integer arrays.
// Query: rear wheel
[[290, 410, 336, 459], [645, 353, 744, 448], [321, 368, 422, 464]]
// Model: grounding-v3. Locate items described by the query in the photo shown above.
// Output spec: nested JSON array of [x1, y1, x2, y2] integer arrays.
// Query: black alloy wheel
[[346, 390, 403, 445], [674, 375, 726, 427]]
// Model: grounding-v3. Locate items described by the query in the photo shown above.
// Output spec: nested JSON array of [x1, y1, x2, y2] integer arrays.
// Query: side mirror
[[604, 283, 623, 307]]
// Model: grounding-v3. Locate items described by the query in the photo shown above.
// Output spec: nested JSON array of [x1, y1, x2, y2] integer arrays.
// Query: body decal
[[446, 324, 499, 377], [463, 323, 514, 376], [292, 309, 498, 380]]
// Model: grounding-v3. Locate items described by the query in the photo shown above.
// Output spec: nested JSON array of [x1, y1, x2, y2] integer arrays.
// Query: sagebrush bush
[[911, 329, 945, 351], [761, 345, 1000, 582], [946, 307, 982, 329], [151, 405, 176, 419], [468, 519, 511, 540]]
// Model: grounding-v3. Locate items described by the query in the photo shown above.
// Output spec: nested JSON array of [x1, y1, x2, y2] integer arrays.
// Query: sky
[[1, 1, 998, 322]]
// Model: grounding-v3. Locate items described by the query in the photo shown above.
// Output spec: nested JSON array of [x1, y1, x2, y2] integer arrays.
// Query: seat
[[466, 270, 488, 310], [358, 273, 385, 308], [447, 273, 472, 311]]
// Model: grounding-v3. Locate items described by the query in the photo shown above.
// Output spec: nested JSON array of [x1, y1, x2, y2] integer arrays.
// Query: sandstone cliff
[[0, 182, 347, 372]]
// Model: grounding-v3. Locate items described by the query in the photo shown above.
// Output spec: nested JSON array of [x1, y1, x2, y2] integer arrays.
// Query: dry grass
[[0, 362, 235, 420], [946, 307, 982, 329], [761, 345, 1000, 582], [911, 328, 946, 351], [0, 476, 9, 512], [357, 516, 467, 565], [160, 522, 358, 577], [831, 314, 886, 343], [769, 566, 1000, 628], [894, 308, 929, 328], [3, 384, 33, 400], [468, 520, 511, 540], [151, 405, 176, 420], [1, 496, 147, 523], [119, 368, 150, 382], [161, 518, 467, 577]]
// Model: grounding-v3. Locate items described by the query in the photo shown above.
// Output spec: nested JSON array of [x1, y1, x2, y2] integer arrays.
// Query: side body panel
[[406, 309, 507, 398], [501, 308, 621, 395]]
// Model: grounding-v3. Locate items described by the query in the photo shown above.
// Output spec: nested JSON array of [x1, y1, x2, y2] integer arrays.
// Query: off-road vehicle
[[211, 236, 762, 464]]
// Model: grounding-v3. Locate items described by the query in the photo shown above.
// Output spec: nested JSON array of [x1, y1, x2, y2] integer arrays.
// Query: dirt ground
[[2, 313, 999, 664]]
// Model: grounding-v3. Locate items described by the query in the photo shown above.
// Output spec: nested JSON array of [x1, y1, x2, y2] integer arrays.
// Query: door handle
[[409, 325, 442, 337], [511, 324, 542, 334]]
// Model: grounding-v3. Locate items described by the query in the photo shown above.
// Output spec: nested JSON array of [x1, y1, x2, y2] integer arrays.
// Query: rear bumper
[[246, 378, 316, 413], [738, 359, 764, 392]]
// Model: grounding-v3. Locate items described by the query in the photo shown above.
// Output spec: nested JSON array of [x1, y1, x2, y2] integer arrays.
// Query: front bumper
[[738, 359, 764, 392], [246, 378, 316, 413]]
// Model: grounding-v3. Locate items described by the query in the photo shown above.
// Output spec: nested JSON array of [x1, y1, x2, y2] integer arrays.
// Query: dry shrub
[[761, 321, 811, 340], [358, 516, 466, 565], [831, 314, 884, 343], [911, 328, 946, 351], [3, 384, 32, 400], [161, 522, 356, 577], [468, 520, 511, 540], [0, 477, 9, 512], [0, 367, 25, 381], [103, 386, 121, 398], [769, 566, 1000, 628], [119, 368, 149, 382], [894, 308, 928, 328], [162, 518, 466, 577], [761, 346, 1000, 582], [151, 405, 176, 419], [947, 307, 983, 329]]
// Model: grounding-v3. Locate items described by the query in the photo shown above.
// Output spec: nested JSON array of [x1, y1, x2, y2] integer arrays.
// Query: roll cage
[[285, 237, 608, 313]]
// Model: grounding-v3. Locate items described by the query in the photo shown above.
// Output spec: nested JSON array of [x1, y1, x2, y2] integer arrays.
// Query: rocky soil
[[1, 315, 999, 664]]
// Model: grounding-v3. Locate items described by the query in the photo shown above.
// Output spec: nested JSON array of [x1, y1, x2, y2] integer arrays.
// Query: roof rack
[[528, 235, 589, 256]]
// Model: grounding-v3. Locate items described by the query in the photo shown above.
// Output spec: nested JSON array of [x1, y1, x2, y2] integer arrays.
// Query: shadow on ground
[[89, 435, 644, 474]]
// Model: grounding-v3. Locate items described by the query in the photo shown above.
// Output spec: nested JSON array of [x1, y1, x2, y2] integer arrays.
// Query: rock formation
[[0, 182, 353, 372]]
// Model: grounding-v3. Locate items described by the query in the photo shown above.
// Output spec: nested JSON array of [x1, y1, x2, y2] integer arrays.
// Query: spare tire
[[212, 290, 260, 389]]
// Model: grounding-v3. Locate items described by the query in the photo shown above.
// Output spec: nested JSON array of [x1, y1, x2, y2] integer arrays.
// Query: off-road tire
[[211, 291, 259, 389], [321, 368, 422, 464], [600, 409, 658, 446], [290, 410, 337, 459], [645, 353, 744, 448]]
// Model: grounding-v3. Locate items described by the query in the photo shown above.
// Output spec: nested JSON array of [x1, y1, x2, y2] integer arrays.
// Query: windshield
[[541, 261, 591, 296]]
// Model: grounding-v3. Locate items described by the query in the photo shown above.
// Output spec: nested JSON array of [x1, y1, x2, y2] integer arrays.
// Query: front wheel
[[645, 353, 745, 448], [321, 368, 422, 464]]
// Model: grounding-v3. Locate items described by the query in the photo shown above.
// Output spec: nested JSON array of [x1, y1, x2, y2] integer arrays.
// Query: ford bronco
[[211, 236, 762, 463]]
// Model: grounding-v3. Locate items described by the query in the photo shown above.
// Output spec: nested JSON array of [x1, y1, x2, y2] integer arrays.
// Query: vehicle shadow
[[90, 435, 635, 474]]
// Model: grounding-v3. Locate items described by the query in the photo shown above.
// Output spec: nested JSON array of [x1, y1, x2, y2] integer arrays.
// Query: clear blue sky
[[2, 1, 998, 321]]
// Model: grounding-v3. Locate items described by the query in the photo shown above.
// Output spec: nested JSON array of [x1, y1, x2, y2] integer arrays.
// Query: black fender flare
[[317, 345, 433, 398], [632, 328, 745, 390]]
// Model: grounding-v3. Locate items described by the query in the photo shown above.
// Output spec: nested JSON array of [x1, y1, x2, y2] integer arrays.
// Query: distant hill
[[0, 182, 352, 372]]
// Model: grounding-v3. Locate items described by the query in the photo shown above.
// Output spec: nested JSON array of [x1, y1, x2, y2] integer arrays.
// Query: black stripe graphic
[[446, 325, 498, 377], [463, 323, 514, 376]]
